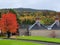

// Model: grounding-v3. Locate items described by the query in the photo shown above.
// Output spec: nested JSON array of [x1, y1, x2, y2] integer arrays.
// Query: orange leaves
[[0, 21, 1, 30], [1, 12, 18, 33]]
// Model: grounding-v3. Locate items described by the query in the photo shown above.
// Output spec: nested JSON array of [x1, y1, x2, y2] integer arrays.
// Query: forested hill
[[14, 8, 56, 12], [0, 8, 57, 16], [0, 8, 60, 25]]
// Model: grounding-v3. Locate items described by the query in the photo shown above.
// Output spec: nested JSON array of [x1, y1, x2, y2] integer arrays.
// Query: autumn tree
[[1, 10, 18, 33]]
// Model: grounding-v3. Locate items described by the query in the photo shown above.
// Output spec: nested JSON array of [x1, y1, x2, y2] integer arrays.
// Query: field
[[0, 39, 44, 45], [0, 36, 60, 45], [17, 36, 60, 43]]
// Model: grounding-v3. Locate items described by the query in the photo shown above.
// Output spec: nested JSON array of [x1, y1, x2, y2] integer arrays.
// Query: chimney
[[36, 16, 40, 22], [35, 16, 41, 26], [55, 15, 60, 26]]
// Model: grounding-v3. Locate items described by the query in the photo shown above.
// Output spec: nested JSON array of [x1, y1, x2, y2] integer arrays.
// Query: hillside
[[0, 8, 56, 16], [0, 8, 60, 25], [14, 8, 56, 12]]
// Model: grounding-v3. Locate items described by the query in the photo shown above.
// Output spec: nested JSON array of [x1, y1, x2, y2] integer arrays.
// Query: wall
[[19, 29, 60, 38], [29, 30, 60, 38]]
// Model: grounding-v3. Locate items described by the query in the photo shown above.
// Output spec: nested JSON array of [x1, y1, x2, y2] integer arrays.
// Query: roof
[[29, 23, 47, 30], [51, 23, 60, 30]]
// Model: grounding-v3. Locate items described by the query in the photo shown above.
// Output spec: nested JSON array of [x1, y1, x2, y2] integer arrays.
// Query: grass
[[17, 36, 60, 43], [0, 39, 44, 45]]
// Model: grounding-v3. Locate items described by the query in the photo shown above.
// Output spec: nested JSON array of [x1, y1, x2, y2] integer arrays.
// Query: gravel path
[[19, 39, 60, 45], [25, 41, 60, 45]]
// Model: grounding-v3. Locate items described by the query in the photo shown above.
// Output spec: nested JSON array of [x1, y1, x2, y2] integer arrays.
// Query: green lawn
[[17, 36, 60, 43], [0, 39, 44, 45]]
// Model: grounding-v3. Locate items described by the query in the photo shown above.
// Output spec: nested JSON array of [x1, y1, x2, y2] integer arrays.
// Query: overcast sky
[[0, 0, 60, 11]]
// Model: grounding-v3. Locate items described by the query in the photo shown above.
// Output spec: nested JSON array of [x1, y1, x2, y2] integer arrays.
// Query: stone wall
[[29, 30, 60, 38], [19, 29, 60, 38], [19, 29, 27, 36]]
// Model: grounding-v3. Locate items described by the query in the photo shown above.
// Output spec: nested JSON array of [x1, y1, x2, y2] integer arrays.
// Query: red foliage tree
[[0, 18, 2, 30], [1, 12, 18, 33]]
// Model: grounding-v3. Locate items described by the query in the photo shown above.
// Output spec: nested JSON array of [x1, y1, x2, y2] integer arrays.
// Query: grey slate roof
[[30, 24, 47, 30], [52, 24, 60, 30]]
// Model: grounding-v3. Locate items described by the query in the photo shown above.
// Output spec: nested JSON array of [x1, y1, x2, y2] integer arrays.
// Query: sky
[[0, 0, 60, 12]]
